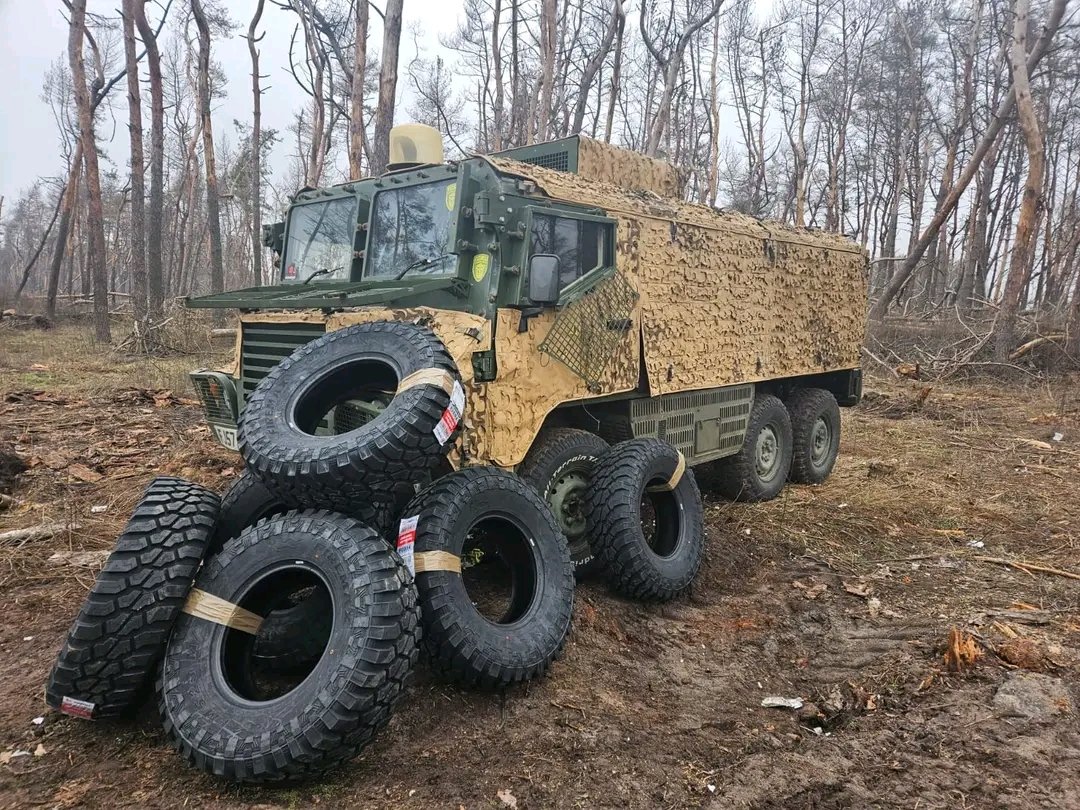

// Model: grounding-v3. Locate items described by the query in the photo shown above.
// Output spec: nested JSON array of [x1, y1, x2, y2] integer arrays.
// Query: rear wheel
[[787, 388, 841, 484], [517, 428, 609, 576], [710, 394, 793, 502]]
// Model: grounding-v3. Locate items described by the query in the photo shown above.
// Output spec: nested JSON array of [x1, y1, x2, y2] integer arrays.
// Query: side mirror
[[528, 254, 561, 305]]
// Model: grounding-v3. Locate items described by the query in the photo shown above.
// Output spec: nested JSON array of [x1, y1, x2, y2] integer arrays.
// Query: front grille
[[240, 321, 326, 403], [190, 373, 235, 425]]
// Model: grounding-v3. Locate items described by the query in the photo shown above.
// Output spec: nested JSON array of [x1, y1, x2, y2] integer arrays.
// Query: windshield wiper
[[302, 265, 345, 284], [394, 253, 451, 281]]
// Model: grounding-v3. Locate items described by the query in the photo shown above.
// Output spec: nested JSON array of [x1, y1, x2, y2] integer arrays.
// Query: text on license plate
[[212, 425, 239, 451]]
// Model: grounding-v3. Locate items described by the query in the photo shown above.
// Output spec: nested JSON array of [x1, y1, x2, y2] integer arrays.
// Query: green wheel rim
[[754, 425, 782, 483], [810, 416, 831, 468], [547, 468, 590, 559]]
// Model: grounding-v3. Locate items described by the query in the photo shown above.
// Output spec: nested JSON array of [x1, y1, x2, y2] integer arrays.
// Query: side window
[[531, 213, 609, 290]]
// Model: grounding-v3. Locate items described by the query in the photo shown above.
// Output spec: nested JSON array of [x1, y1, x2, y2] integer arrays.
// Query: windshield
[[366, 179, 457, 279], [282, 198, 357, 282]]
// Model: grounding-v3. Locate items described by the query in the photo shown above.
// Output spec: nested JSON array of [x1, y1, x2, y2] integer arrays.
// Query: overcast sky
[[0, 0, 464, 203]]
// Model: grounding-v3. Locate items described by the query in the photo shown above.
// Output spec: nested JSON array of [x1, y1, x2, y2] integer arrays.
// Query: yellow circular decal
[[445, 182, 457, 210], [471, 253, 490, 282]]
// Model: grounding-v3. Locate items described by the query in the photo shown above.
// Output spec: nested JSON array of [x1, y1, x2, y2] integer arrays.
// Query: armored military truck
[[188, 124, 867, 571]]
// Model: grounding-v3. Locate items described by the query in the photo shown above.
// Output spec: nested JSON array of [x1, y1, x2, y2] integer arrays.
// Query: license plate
[[212, 425, 239, 451]]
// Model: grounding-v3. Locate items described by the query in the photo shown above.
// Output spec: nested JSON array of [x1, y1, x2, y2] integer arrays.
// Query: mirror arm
[[517, 306, 545, 333]]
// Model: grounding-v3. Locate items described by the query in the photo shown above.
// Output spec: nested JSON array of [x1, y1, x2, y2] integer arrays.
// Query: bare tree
[[248, 0, 266, 287], [371, 0, 404, 173], [349, 0, 369, 177], [994, 0, 1045, 359], [191, 0, 225, 309], [639, 0, 725, 156], [66, 0, 110, 342], [122, 0, 149, 342]]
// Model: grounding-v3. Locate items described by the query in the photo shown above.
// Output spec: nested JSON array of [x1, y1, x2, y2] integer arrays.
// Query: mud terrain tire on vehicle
[[709, 394, 793, 502], [45, 477, 219, 720], [238, 321, 461, 510], [401, 467, 574, 689], [157, 510, 420, 782], [586, 439, 704, 602], [786, 388, 841, 485], [517, 428, 609, 577]]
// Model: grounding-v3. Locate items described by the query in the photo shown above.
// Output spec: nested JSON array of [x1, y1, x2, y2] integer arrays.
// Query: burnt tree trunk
[[135, 0, 166, 319], [371, 0, 404, 173], [122, 0, 149, 341]]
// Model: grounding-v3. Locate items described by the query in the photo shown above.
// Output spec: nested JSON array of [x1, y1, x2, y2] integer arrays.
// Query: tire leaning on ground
[[517, 428, 609, 577], [786, 388, 841, 485], [400, 467, 575, 689], [586, 439, 704, 602], [45, 477, 219, 720], [157, 510, 421, 782], [238, 321, 462, 511], [709, 393, 793, 502]]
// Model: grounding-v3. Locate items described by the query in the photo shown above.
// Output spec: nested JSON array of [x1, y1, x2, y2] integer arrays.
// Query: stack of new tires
[[44, 321, 576, 784]]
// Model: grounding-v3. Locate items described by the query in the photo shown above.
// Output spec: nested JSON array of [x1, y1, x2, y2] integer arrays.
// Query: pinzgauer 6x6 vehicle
[[188, 124, 866, 569]]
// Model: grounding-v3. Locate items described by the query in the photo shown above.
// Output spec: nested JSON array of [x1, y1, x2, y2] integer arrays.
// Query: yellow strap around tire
[[646, 451, 686, 492], [182, 588, 264, 634], [414, 551, 462, 573], [397, 368, 455, 396]]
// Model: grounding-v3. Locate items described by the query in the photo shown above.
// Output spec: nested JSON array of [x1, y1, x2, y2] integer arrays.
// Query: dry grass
[[0, 313, 231, 398]]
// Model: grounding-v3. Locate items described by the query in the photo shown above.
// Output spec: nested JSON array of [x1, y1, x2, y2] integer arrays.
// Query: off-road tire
[[786, 388, 841, 484], [586, 439, 704, 601], [214, 469, 392, 549], [214, 469, 287, 550], [157, 510, 420, 782], [710, 394, 793, 502], [45, 477, 219, 720], [239, 321, 460, 510], [401, 468, 574, 689], [517, 428, 609, 577]]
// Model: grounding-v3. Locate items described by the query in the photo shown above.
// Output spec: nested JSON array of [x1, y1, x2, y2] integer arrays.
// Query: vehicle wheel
[[710, 394, 793, 502], [787, 388, 841, 484], [45, 477, 219, 720], [157, 510, 420, 782], [239, 321, 462, 510], [400, 467, 574, 689], [586, 439, 704, 602], [517, 428, 609, 577]]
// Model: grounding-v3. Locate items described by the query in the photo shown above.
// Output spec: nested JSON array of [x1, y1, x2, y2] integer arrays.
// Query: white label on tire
[[60, 696, 95, 720], [433, 381, 466, 444], [397, 515, 419, 575]]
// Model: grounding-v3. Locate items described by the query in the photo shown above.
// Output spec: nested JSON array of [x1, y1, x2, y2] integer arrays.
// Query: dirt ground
[[1, 323, 1079, 809]]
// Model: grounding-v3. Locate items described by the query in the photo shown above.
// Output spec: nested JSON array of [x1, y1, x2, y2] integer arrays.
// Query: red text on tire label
[[397, 516, 419, 575], [433, 381, 466, 444]]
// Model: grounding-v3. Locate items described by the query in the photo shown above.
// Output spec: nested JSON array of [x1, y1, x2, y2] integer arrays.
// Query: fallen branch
[[1009, 334, 1065, 361], [860, 346, 899, 378], [0, 523, 75, 546], [974, 555, 1080, 582]]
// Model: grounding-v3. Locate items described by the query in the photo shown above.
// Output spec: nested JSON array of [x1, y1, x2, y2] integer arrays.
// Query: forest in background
[[0, 0, 1077, 365]]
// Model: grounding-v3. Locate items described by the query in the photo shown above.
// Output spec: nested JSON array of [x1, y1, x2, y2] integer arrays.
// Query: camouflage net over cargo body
[[574, 136, 680, 198], [488, 157, 867, 397]]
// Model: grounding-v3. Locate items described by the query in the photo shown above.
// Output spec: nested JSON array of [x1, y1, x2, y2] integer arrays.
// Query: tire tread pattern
[[45, 477, 219, 719]]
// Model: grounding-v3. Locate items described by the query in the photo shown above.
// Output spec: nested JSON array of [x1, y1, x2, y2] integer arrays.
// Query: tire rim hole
[[220, 567, 333, 703], [461, 517, 538, 626], [291, 358, 397, 435], [641, 485, 680, 558]]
